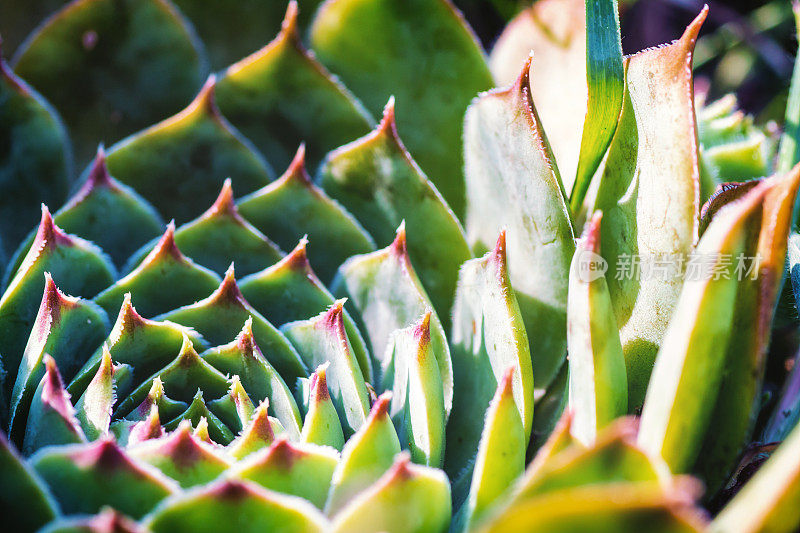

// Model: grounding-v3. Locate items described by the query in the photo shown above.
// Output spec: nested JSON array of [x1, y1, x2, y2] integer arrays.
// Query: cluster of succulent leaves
[[2, 0, 800, 532]]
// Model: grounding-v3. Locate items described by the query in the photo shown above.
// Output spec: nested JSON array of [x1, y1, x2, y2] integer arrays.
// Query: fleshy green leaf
[[8, 149, 163, 274], [331, 452, 451, 533], [711, 418, 800, 533], [215, 3, 374, 171], [476, 480, 705, 533], [463, 56, 575, 393], [23, 356, 86, 456], [115, 334, 231, 418], [169, 0, 324, 68], [637, 180, 767, 474], [105, 78, 272, 223], [0, 208, 115, 395], [70, 294, 209, 400], [446, 231, 533, 482], [144, 479, 329, 533], [38, 507, 144, 533], [237, 146, 375, 284], [207, 375, 255, 434], [230, 438, 340, 509], [325, 393, 401, 515], [300, 364, 345, 451], [94, 224, 221, 319], [74, 345, 117, 440], [157, 266, 307, 384], [113, 404, 165, 447], [0, 51, 71, 252], [384, 312, 445, 468], [163, 390, 235, 445], [128, 420, 232, 488], [488, 0, 586, 188], [13, 0, 205, 162], [695, 165, 800, 492], [9, 274, 108, 442], [31, 438, 179, 518], [124, 378, 188, 425], [126, 179, 282, 277], [514, 419, 666, 500], [455, 368, 525, 532], [0, 430, 59, 531], [570, 0, 624, 213], [593, 9, 707, 409], [227, 401, 286, 460], [282, 300, 370, 437], [319, 99, 471, 323], [201, 318, 302, 439], [332, 225, 453, 416], [567, 213, 627, 445], [239, 238, 372, 382], [310, 0, 494, 218]]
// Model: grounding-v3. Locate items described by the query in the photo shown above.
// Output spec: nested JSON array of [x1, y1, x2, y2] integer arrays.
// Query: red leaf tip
[[206, 178, 238, 218], [580, 211, 603, 253], [147, 222, 185, 263], [284, 144, 311, 186], [34, 205, 72, 250], [390, 221, 408, 257], [369, 392, 392, 422], [42, 355, 74, 421], [212, 263, 245, 304], [280, 237, 316, 277], [281, 1, 300, 41], [85, 146, 114, 189], [310, 362, 331, 402], [190, 75, 223, 120], [378, 97, 398, 136]]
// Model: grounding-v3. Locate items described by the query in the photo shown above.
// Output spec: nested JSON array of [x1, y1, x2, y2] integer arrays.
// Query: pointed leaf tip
[[39, 272, 78, 321], [129, 405, 164, 444], [86, 146, 113, 188], [412, 310, 432, 344], [281, 237, 314, 273], [498, 365, 516, 397], [378, 97, 398, 136], [148, 222, 185, 263], [682, 5, 709, 48], [213, 264, 245, 302], [34, 204, 71, 249], [192, 75, 222, 118], [310, 362, 331, 401], [207, 178, 237, 217], [284, 145, 311, 185], [281, 1, 301, 40], [42, 354, 74, 419], [580, 211, 603, 253], [236, 316, 256, 352], [177, 333, 201, 364], [390, 221, 408, 256], [370, 392, 392, 420]]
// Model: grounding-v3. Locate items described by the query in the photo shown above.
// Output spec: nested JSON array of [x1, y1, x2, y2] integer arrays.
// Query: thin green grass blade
[[777, 3, 800, 174], [569, 0, 624, 214]]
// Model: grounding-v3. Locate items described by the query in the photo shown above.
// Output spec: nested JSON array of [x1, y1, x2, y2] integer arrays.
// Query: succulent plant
[[1, 0, 800, 532]]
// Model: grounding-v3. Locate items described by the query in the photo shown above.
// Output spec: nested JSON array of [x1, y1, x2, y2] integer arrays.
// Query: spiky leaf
[[310, 0, 494, 218], [13, 0, 205, 162]]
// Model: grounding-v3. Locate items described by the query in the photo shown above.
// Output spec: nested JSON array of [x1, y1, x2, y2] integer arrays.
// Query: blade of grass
[[569, 0, 624, 215]]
